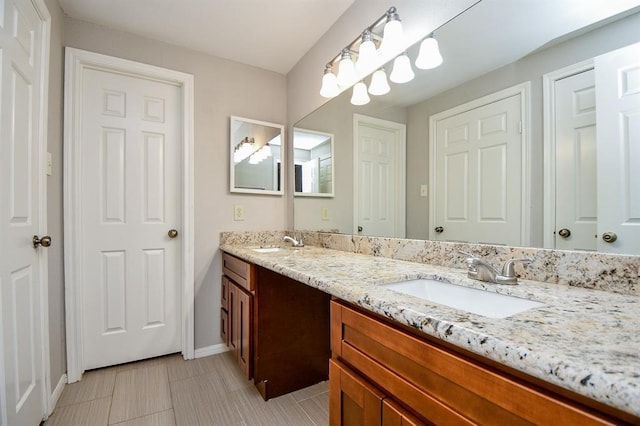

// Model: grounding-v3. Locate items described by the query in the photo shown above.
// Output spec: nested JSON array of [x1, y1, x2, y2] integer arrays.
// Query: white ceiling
[[57, 0, 356, 75]]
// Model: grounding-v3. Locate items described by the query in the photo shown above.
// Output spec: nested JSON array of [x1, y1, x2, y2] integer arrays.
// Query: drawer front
[[222, 252, 253, 291], [332, 301, 614, 426]]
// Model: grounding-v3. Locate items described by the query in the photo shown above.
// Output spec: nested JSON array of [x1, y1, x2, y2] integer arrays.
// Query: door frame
[[63, 48, 195, 383], [542, 59, 594, 249], [352, 114, 406, 238], [428, 82, 531, 244]]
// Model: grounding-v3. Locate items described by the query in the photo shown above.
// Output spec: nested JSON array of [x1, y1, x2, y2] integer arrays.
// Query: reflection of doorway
[[543, 61, 597, 251], [429, 83, 530, 245], [353, 114, 406, 238]]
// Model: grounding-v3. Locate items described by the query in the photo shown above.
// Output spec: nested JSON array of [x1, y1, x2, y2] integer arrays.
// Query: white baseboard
[[194, 343, 229, 358], [48, 373, 67, 415]]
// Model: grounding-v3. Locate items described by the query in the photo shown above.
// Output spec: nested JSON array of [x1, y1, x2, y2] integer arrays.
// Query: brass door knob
[[33, 235, 52, 248], [434, 226, 444, 233], [602, 232, 617, 243], [168, 229, 178, 239], [558, 228, 571, 238]]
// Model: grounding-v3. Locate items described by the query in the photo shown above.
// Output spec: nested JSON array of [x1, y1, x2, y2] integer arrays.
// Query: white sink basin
[[252, 247, 286, 253], [382, 279, 544, 319]]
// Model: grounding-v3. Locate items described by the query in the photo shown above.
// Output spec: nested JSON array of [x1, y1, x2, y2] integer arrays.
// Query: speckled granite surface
[[219, 236, 640, 418], [221, 230, 640, 296]]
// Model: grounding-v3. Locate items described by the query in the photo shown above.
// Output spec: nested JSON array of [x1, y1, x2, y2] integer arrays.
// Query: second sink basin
[[382, 279, 544, 319]]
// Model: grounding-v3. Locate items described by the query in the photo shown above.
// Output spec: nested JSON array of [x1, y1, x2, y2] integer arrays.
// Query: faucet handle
[[501, 258, 532, 278]]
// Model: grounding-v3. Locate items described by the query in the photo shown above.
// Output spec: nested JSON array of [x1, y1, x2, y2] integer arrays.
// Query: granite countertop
[[220, 244, 640, 417]]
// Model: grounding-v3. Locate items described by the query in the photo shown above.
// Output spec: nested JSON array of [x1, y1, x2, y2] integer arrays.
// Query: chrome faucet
[[283, 235, 304, 247], [460, 252, 532, 285]]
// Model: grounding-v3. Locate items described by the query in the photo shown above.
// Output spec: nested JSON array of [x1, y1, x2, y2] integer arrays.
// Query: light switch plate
[[321, 207, 330, 221], [233, 205, 245, 221], [420, 184, 428, 197]]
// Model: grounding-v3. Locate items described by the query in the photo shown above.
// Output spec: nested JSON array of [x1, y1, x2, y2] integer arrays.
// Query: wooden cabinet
[[222, 253, 254, 380], [330, 299, 632, 426], [329, 359, 384, 426], [221, 252, 331, 400], [253, 266, 331, 400]]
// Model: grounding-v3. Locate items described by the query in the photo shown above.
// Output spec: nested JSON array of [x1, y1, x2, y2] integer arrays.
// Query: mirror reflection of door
[[430, 85, 528, 246], [554, 68, 597, 251], [595, 42, 640, 254], [353, 114, 406, 238]]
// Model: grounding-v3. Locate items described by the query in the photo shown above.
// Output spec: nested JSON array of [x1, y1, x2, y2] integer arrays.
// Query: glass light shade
[[356, 36, 377, 74], [390, 53, 414, 84], [337, 50, 357, 87], [415, 36, 443, 70], [261, 144, 272, 158], [320, 69, 339, 98], [351, 81, 370, 105], [379, 17, 403, 56], [368, 69, 390, 95]]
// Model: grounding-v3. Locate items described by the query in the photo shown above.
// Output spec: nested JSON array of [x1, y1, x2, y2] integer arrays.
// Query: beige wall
[[45, 0, 66, 394], [51, 18, 288, 370]]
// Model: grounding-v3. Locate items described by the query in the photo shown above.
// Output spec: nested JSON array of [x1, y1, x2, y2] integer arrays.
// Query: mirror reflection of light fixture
[[390, 52, 415, 84], [337, 49, 357, 87], [415, 34, 443, 69], [368, 68, 390, 95], [351, 81, 370, 105], [320, 64, 340, 98]]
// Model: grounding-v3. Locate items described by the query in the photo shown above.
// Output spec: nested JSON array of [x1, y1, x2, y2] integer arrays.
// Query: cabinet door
[[329, 359, 384, 426], [236, 287, 252, 379], [229, 282, 238, 353], [383, 399, 425, 426], [220, 308, 229, 346]]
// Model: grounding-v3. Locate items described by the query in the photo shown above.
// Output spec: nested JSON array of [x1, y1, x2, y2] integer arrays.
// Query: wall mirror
[[293, 1, 640, 254], [230, 116, 284, 195], [293, 128, 334, 197]]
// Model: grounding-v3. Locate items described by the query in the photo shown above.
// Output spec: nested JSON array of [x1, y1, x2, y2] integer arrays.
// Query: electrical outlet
[[233, 205, 245, 221], [321, 207, 330, 221], [420, 184, 428, 197]]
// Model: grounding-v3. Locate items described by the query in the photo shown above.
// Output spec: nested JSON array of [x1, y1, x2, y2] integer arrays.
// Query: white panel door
[[81, 68, 182, 369], [434, 94, 522, 245], [355, 118, 405, 238], [0, 0, 48, 424], [595, 42, 640, 254], [554, 69, 598, 251]]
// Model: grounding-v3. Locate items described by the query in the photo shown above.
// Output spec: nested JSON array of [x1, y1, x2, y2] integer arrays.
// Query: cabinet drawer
[[222, 252, 254, 291], [331, 300, 616, 425]]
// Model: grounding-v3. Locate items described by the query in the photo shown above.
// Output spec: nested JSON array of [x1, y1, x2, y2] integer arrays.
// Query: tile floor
[[44, 351, 329, 425]]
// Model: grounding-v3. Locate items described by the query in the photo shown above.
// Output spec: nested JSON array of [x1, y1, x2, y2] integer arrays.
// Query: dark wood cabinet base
[[253, 266, 331, 400]]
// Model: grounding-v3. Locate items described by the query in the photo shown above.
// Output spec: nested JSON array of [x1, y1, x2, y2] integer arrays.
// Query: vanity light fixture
[[415, 34, 443, 69], [355, 29, 377, 74], [320, 64, 340, 97], [390, 52, 415, 84], [319, 6, 446, 105], [336, 48, 357, 87], [319, 6, 407, 101], [378, 7, 403, 57]]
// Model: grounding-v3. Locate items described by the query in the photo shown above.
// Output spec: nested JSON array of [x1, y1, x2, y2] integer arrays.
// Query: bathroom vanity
[[220, 239, 639, 424]]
